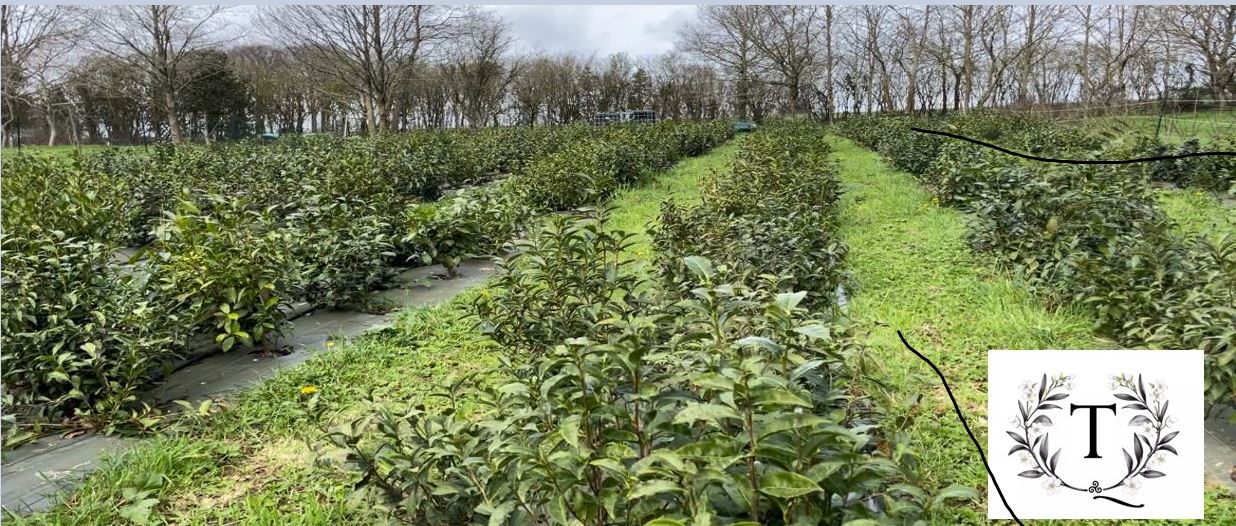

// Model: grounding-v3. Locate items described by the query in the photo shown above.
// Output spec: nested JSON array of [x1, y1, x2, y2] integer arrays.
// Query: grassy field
[[1072, 110, 1235, 143], [828, 135, 1104, 524], [1157, 188, 1236, 237], [827, 135, 1236, 525], [1, 144, 115, 159], [8, 139, 741, 526]]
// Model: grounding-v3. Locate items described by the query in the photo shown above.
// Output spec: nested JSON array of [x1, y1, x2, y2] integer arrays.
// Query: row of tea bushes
[[333, 124, 972, 524], [0, 121, 731, 442], [654, 120, 849, 310], [404, 121, 735, 274], [836, 112, 1236, 409], [1124, 135, 1236, 194], [506, 121, 735, 211], [0, 126, 596, 247], [0, 187, 404, 441]]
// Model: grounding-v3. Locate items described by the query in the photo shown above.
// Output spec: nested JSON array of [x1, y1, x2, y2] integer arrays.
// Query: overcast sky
[[492, 5, 697, 58], [235, 5, 697, 58]]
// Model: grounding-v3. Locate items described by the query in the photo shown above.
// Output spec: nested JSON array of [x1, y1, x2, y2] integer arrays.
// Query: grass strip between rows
[[829, 134, 1236, 525]]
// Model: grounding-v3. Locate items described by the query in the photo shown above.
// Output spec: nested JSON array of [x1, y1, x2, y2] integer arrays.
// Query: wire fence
[[1016, 99, 1236, 143]]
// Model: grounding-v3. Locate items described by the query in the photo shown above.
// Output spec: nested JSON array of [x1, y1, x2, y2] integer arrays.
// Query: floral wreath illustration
[[1006, 373, 1179, 498]]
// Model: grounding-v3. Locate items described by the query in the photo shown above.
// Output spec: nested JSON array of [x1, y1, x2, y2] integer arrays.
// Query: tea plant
[[328, 211, 969, 524], [509, 139, 622, 211], [1, 152, 142, 244], [1, 231, 183, 427], [1130, 135, 1236, 193], [655, 121, 849, 309], [149, 194, 294, 352], [0, 120, 735, 440], [404, 185, 533, 277], [509, 122, 733, 212], [471, 208, 646, 354], [285, 193, 397, 307]]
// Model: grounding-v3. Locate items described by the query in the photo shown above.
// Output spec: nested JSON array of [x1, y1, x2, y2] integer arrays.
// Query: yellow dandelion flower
[[300, 385, 318, 395]]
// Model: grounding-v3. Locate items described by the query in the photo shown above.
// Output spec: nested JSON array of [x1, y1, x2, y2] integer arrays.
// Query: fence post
[[1153, 91, 1168, 143]]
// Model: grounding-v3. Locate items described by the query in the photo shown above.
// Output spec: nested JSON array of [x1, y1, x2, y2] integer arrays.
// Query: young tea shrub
[[655, 121, 849, 309], [471, 208, 645, 354], [509, 139, 621, 211], [1, 231, 183, 428], [149, 194, 295, 352], [404, 185, 533, 277], [328, 213, 964, 525], [285, 192, 397, 307], [1, 153, 144, 245], [1153, 137, 1236, 193]]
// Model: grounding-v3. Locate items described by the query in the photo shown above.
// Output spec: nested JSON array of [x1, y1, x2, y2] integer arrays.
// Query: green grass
[[1, 144, 115, 159], [8, 140, 740, 525], [1075, 110, 1235, 144], [830, 135, 1113, 524], [607, 137, 743, 260], [830, 134, 1236, 524], [1156, 187, 1236, 237]]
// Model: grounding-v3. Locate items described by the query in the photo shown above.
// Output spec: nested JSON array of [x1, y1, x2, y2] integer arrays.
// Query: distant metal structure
[[590, 110, 657, 126]]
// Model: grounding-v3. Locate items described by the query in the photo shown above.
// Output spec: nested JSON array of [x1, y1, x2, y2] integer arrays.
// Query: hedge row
[[654, 120, 849, 309], [1, 126, 598, 248], [836, 112, 1236, 408], [0, 121, 732, 444], [1126, 135, 1236, 194], [405, 121, 735, 276], [335, 124, 971, 525]]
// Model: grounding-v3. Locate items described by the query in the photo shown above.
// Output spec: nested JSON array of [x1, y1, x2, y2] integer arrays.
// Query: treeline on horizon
[[2, 5, 1233, 146]]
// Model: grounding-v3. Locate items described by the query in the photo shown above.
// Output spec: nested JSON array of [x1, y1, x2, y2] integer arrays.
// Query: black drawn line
[[1093, 495, 1146, 508], [910, 127, 1236, 165], [896, 330, 1025, 526]]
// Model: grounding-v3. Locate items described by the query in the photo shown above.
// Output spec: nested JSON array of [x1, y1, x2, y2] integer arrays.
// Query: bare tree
[[89, 5, 232, 143], [7, 5, 1233, 142], [597, 53, 635, 112], [821, 5, 836, 120], [848, 6, 899, 112], [677, 6, 763, 119], [896, 6, 933, 113], [264, 5, 460, 133], [510, 54, 551, 126], [1, 5, 80, 145], [443, 9, 518, 128], [1160, 5, 1236, 106], [1086, 6, 1152, 104], [751, 5, 822, 113]]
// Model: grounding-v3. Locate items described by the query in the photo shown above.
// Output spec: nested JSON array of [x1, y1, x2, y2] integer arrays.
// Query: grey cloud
[[493, 5, 696, 58]]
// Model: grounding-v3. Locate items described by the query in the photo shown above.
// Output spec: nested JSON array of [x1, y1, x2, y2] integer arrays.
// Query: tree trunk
[[164, 88, 184, 143], [1079, 5, 1092, 106], [45, 110, 56, 146], [1017, 6, 1037, 107], [363, 96, 377, 134], [961, 7, 976, 109], [953, 70, 963, 110], [824, 6, 835, 122]]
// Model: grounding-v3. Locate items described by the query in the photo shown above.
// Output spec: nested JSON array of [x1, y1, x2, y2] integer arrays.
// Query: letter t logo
[[1070, 403, 1117, 458]]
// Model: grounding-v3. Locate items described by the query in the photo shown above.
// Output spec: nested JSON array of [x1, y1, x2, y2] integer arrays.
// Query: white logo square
[[987, 349, 1203, 520]]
